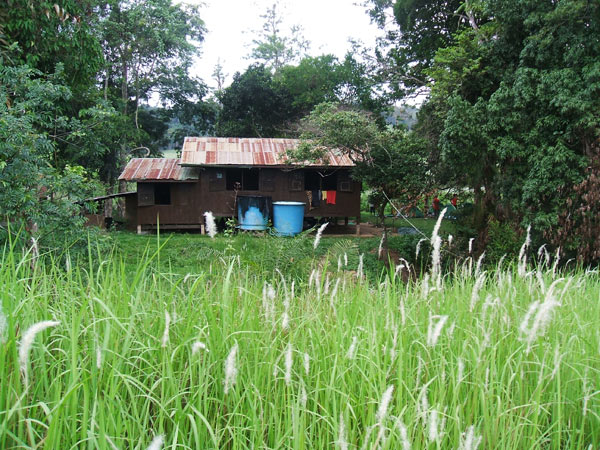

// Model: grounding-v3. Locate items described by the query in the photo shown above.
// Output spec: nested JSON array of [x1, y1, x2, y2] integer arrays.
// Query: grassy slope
[[0, 237, 598, 449], [109, 231, 432, 280]]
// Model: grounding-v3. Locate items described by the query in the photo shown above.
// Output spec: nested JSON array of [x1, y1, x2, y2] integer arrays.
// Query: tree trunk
[[134, 59, 140, 129], [121, 53, 128, 115], [104, 177, 114, 219]]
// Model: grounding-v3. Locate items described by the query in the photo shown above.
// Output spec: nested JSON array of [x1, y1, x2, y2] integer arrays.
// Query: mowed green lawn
[[0, 232, 598, 449]]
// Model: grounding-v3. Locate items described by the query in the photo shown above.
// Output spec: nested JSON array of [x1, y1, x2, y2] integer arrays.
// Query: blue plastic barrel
[[238, 205, 268, 230], [237, 196, 270, 231], [273, 201, 305, 236]]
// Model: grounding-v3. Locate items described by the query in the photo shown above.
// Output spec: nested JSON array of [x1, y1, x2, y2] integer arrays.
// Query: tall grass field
[[0, 233, 598, 449]]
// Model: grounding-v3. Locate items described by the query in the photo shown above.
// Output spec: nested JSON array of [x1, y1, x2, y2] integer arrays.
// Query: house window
[[226, 168, 259, 190], [289, 171, 304, 191], [338, 171, 353, 192], [322, 172, 338, 190], [304, 170, 338, 190], [154, 184, 171, 205], [304, 171, 320, 190]]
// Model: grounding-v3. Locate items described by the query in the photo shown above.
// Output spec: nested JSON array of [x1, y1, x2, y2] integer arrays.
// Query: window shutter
[[289, 171, 304, 191], [209, 169, 226, 192], [138, 183, 155, 206], [338, 171, 353, 192], [260, 169, 276, 192]]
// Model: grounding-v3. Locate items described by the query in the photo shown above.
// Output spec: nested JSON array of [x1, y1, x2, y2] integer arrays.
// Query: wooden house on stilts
[[118, 137, 362, 234]]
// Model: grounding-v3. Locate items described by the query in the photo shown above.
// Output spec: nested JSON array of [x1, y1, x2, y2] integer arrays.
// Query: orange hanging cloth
[[326, 190, 337, 205]]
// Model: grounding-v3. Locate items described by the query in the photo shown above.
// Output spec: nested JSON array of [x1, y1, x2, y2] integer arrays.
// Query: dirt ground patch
[[322, 222, 384, 237]]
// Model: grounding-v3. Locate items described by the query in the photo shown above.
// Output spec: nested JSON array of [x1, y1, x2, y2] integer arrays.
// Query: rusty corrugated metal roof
[[118, 158, 198, 182], [180, 137, 355, 167]]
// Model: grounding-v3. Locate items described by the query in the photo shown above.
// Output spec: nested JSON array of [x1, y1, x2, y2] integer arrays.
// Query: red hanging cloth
[[326, 190, 337, 205]]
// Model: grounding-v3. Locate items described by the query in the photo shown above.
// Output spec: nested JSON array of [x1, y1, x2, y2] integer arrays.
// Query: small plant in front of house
[[224, 217, 237, 237]]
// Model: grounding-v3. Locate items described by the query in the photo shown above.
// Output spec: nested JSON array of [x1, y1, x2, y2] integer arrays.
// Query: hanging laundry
[[322, 191, 328, 201], [311, 190, 320, 207], [326, 190, 337, 205], [306, 191, 314, 209]]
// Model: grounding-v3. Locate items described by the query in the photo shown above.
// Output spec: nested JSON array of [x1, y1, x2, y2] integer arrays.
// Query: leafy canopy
[[291, 103, 429, 213]]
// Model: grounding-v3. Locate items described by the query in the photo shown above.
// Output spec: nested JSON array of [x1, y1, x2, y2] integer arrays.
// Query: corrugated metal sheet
[[180, 137, 355, 167], [118, 158, 198, 182]]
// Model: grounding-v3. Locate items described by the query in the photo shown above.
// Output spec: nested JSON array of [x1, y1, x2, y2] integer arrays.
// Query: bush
[[485, 218, 521, 263]]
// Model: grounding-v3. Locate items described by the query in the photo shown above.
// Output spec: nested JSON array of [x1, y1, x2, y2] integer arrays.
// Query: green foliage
[[223, 217, 237, 237], [292, 103, 429, 220], [2, 0, 103, 92], [248, 2, 310, 72], [276, 55, 345, 114], [0, 65, 101, 246], [366, 0, 465, 98], [405, 0, 600, 261], [1, 0, 215, 188], [98, 0, 214, 173], [216, 65, 294, 137], [485, 218, 521, 263]]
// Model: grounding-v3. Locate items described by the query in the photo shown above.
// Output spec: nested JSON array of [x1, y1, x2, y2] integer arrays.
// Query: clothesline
[[306, 190, 337, 207]]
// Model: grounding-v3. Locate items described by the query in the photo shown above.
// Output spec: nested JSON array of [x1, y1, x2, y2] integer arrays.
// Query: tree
[[366, 0, 467, 98], [215, 65, 293, 137], [2, 0, 103, 93], [276, 55, 343, 115], [412, 0, 600, 260], [100, 0, 205, 118], [212, 58, 228, 93], [98, 0, 211, 195], [0, 65, 102, 245], [291, 102, 429, 223], [248, 2, 310, 72], [216, 51, 390, 139]]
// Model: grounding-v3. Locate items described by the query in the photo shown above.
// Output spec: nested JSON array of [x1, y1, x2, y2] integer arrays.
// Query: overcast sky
[[190, 0, 383, 88]]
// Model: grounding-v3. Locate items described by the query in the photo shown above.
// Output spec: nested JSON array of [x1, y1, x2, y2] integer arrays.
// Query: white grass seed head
[[458, 425, 482, 450], [427, 409, 439, 443], [475, 252, 485, 277], [378, 232, 385, 259], [147, 434, 165, 450], [313, 222, 329, 249], [0, 303, 7, 344], [192, 341, 208, 355], [338, 412, 348, 450], [357, 254, 364, 279], [395, 418, 411, 450], [427, 315, 448, 347], [19, 320, 60, 387], [284, 343, 293, 386], [416, 238, 426, 258], [281, 311, 290, 331], [224, 341, 239, 394], [203, 211, 217, 238], [346, 336, 358, 360], [376, 385, 394, 424], [161, 311, 171, 348], [96, 346, 102, 369], [303, 352, 310, 376]]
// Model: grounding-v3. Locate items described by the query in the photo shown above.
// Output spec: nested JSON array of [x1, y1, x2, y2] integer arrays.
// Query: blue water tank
[[273, 201, 305, 236], [237, 196, 270, 230]]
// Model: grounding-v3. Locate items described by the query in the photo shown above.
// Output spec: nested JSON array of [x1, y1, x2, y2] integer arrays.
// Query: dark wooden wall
[[135, 168, 361, 228], [125, 194, 138, 231]]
